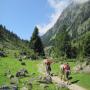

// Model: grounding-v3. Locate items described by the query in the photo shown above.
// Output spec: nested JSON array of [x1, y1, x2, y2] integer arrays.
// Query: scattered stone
[[0, 51, 6, 57], [38, 75, 52, 84], [11, 85, 18, 90], [16, 69, 28, 77], [73, 64, 83, 73], [0, 85, 10, 90], [43, 75, 52, 83], [74, 62, 90, 73], [0, 85, 18, 90], [82, 65, 90, 73], [56, 82, 68, 89]]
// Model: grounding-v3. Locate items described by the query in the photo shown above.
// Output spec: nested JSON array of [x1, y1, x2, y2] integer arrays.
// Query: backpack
[[64, 64, 70, 71]]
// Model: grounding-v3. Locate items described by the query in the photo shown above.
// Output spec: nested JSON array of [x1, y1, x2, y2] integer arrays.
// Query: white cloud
[[72, 0, 89, 3], [38, 0, 70, 35]]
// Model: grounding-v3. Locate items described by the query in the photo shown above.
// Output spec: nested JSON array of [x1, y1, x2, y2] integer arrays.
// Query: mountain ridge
[[0, 25, 29, 50], [41, 1, 90, 47]]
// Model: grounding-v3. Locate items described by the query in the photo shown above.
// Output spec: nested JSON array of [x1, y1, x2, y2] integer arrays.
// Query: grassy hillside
[[0, 25, 29, 51], [42, 1, 90, 47]]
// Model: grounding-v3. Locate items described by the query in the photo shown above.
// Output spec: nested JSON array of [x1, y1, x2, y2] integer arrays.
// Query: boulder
[[73, 64, 83, 73], [45, 76, 52, 83], [56, 82, 68, 90], [74, 62, 90, 73], [0, 51, 6, 57], [16, 69, 28, 77], [43, 75, 52, 84], [82, 65, 90, 73], [0, 85, 10, 90], [11, 85, 18, 90], [0, 85, 18, 90]]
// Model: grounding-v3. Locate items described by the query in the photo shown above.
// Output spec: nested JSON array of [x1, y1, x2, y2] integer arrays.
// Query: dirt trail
[[52, 76, 86, 90], [38, 62, 87, 90]]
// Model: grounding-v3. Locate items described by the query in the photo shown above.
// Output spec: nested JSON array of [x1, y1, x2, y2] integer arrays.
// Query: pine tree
[[30, 26, 45, 56]]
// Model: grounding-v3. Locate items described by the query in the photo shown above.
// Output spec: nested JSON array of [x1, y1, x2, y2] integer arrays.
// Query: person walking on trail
[[63, 63, 71, 84], [44, 58, 53, 75]]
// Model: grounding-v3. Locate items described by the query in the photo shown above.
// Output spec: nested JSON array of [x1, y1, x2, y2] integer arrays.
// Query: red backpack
[[64, 64, 70, 71]]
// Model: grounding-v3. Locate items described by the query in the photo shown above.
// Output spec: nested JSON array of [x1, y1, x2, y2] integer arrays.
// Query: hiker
[[63, 63, 70, 84], [60, 62, 65, 81], [44, 58, 53, 75]]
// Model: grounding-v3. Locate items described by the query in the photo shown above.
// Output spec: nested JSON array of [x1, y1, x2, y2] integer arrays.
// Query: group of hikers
[[43, 58, 71, 84]]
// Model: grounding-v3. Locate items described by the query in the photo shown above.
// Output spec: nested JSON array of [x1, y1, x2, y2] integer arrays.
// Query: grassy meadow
[[0, 56, 69, 90], [0, 53, 90, 90]]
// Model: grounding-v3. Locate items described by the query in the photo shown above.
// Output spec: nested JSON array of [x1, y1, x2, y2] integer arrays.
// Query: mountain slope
[[42, 1, 90, 46], [0, 25, 29, 50]]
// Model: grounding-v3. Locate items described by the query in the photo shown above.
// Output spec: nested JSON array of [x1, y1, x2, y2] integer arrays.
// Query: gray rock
[[82, 65, 90, 73], [56, 82, 68, 90], [43, 75, 52, 84], [73, 64, 83, 73], [11, 85, 18, 90], [0, 85, 10, 90], [16, 69, 28, 77]]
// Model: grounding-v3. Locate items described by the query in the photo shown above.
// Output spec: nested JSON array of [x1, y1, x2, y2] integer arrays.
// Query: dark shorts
[[65, 70, 70, 80], [46, 65, 51, 71], [66, 71, 70, 80]]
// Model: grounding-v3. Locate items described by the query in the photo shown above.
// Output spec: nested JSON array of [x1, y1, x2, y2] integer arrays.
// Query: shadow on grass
[[38, 81, 52, 84], [68, 77, 72, 80], [71, 80, 79, 84]]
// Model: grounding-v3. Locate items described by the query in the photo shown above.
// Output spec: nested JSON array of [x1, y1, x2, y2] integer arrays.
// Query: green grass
[[71, 73, 90, 90], [0, 57, 69, 90], [0, 57, 39, 88], [1, 57, 90, 90], [2, 56, 90, 90]]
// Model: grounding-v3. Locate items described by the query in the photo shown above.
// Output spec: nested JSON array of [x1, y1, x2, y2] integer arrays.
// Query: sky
[[0, 0, 89, 40]]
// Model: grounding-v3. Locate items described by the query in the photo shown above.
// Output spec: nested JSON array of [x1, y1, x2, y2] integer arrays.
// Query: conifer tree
[[30, 26, 45, 56]]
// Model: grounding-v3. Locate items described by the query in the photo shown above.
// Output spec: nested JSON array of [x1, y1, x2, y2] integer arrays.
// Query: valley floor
[[0, 57, 90, 90]]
